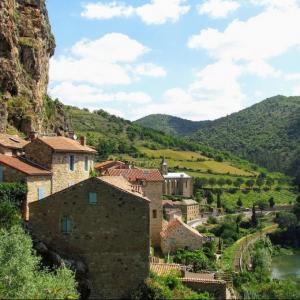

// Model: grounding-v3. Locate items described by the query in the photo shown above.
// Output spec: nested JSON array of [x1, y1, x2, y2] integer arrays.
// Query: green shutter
[[89, 192, 97, 204]]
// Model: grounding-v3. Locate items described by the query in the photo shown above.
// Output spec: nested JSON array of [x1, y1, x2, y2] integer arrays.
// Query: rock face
[[0, 0, 68, 134]]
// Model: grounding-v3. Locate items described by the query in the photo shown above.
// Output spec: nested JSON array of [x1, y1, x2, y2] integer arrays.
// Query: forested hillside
[[136, 114, 209, 136], [192, 96, 300, 177], [135, 96, 300, 177]]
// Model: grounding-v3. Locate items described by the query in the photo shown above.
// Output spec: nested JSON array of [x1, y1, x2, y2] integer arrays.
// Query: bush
[[207, 215, 218, 224], [0, 183, 27, 208]]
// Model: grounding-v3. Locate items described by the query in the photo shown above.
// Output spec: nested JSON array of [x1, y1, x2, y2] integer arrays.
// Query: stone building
[[160, 158, 193, 197], [106, 168, 164, 247], [94, 160, 126, 175], [173, 199, 199, 222], [0, 154, 52, 219], [162, 200, 182, 221], [29, 176, 150, 299], [160, 218, 205, 254], [24, 136, 97, 193], [0, 133, 28, 156]]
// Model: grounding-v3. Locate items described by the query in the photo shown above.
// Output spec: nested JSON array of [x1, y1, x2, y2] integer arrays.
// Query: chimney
[[29, 131, 38, 141], [80, 136, 86, 146], [68, 131, 76, 140]]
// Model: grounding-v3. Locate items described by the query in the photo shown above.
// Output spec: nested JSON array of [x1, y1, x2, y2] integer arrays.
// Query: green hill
[[135, 96, 300, 177], [135, 114, 210, 136]]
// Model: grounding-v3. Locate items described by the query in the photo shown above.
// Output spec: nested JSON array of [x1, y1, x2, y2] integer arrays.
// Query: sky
[[47, 0, 300, 121]]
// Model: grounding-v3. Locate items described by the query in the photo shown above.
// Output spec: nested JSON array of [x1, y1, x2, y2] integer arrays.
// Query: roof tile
[[106, 168, 164, 182], [0, 134, 28, 150]]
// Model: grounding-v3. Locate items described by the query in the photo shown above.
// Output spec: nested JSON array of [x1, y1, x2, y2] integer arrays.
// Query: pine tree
[[251, 204, 258, 227]]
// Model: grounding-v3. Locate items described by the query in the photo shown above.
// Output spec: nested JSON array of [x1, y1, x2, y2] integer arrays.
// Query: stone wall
[[29, 177, 150, 299], [1, 164, 26, 183], [175, 203, 199, 222], [181, 279, 227, 300], [51, 153, 93, 193], [163, 177, 193, 198], [143, 181, 163, 247], [161, 220, 204, 254]]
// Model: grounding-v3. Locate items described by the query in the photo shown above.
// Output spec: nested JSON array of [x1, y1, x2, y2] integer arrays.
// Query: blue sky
[[47, 0, 300, 121]]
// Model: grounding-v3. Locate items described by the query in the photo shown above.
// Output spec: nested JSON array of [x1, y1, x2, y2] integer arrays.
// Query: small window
[[89, 192, 97, 204], [153, 209, 157, 219], [69, 155, 75, 171], [38, 187, 45, 200], [84, 156, 89, 172], [0, 166, 3, 182], [61, 216, 72, 234]]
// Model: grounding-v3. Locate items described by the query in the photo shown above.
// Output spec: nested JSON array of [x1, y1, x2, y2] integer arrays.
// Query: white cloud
[[133, 63, 167, 77], [197, 0, 240, 19], [285, 73, 300, 81], [50, 33, 153, 86], [49, 82, 152, 109], [81, 2, 134, 20], [188, 5, 300, 62], [291, 85, 300, 96], [245, 61, 281, 78], [250, 0, 297, 10], [81, 0, 190, 25]]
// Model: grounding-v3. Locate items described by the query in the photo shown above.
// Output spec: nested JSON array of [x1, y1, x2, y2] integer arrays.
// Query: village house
[[94, 160, 126, 175], [29, 176, 150, 299], [24, 135, 97, 193], [162, 200, 183, 221], [105, 168, 164, 247], [160, 158, 193, 198], [173, 199, 200, 222], [160, 218, 205, 254]]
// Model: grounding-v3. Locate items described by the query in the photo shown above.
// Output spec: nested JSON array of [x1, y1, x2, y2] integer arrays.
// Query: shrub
[[0, 183, 27, 208]]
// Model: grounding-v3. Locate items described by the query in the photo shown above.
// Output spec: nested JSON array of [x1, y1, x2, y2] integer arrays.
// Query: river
[[271, 253, 300, 279]]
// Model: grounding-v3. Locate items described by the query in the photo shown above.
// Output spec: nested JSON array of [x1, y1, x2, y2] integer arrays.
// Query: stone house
[[29, 176, 150, 299], [106, 168, 164, 248], [160, 218, 205, 254], [162, 200, 182, 221], [24, 136, 97, 193], [94, 160, 126, 175], [0, 133, 28, 156], [174, 199, 200, 222], [160, 158, 193, 197], [0, 153, 52, 219]]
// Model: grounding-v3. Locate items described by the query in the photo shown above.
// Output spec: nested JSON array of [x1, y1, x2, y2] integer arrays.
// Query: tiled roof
[[95, 160, 125, 170], [160, 218, 203, 238], [35, 136, 97, 153], [181, 277, 226, 284], [106, 168, 164, 182], [150, 263, 182, 276], [0, 154, 51, 176], [98, 176, 149, 201], [0, 134, 28, 150]]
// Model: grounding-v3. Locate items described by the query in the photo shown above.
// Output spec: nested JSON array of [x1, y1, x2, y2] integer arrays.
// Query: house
[[0, 133, 28, 156], [0, 154, 52, 219], [106, 168, 164, 247], [29, 176, 150, 299], [162, 200, 182, 221], [94, 160, 126, 175], [173, 199, 199, 222], [160, 158, 193, 197], [24, 136, 97, 193], [160, 218, 205, 254]]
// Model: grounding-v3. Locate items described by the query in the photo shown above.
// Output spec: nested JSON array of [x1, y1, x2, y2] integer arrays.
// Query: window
[[89, 192, 97, 204], [69, 155, 75, 171], [84, 156, 89, 172], [0, 166, 3, 182], [153, 209, 157, 219], [61, 216, 72, 234], [38, 187, 45, 200]]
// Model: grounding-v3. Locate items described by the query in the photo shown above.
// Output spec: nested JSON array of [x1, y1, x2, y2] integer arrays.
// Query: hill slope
[[135, 96, 300, 176], [136, 114, 210, 136]]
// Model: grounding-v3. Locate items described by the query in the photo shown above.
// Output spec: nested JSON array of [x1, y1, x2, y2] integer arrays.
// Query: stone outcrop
[[0, 0, 69, 134]]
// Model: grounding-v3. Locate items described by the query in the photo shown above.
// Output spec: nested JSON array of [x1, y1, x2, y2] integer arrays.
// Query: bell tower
[[160, 157, 168, 175]]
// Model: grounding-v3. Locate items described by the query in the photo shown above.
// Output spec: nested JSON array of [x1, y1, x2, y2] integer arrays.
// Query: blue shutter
[[67, 218, 72, 233], [89, 192, 97, 204], [38, 187, 45, 200], [84, 156, 89, 171], [69, 155, 75, 171], [0, 166, 3, 182]]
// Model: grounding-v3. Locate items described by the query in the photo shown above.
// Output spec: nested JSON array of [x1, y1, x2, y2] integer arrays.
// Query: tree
[[205, 190, 214, 204], [226, 178, 233, 186], [246, 179, 255, 189], [251, 205, 258, 227], [256, 177, 265, 188], [234, 178, 244, 188], [208, 178, 217, 187], [217, 193, 222, 208], [268, 197, 275, 208], [266, 178, 274, 188], [256, 199, 268, 214], [275, 212, 298, 230], [236, 197, 243, 208], [235, 214, 243, 233], [217, 178, 226, 188], [0, 226, 79, 299]]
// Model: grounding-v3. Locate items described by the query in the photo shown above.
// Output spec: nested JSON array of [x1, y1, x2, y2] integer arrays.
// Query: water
[[271, 253, 300, 279]]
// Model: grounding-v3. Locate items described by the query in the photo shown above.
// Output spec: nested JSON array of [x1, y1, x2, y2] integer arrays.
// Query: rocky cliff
[[0, 0, 69, 135]]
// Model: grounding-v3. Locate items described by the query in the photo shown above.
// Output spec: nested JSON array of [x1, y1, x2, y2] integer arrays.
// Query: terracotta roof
[[181, 277, 226, 284], [160, 218, 203, 238], [95, 160, 125, 171], [150, 263, 182, 276], [0, 154, 51, 176], [34, 136, 97, 153], [106, 168, 164, 182], [98, 176, 149, 201], [0, 134, 28, 150]]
